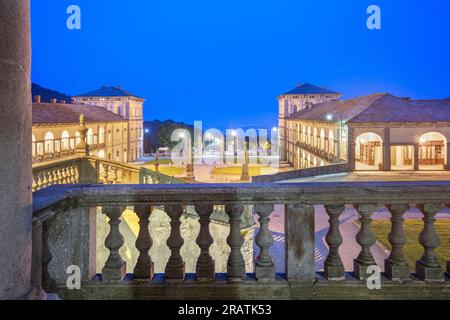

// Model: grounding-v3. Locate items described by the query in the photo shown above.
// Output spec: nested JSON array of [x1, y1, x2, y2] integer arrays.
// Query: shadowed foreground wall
[[0, 0, 33, 299]]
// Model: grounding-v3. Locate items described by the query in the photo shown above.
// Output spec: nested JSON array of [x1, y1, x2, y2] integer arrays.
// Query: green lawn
[[146, 159, 173, 165], [147, 165, 185, 177], [372, 219, 450, 271], [211, 166, 263, 176]]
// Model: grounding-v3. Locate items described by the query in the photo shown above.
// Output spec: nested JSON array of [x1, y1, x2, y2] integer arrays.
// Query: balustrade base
[[102, 262, 127, 282], [51, 274, 450, 300], [324, 265, 345, 281], [415, 261, 444, 282], [134, 261, 154, 280], [385, 261, 411, 281], [255, 265, 275, 282], [165, 263, 186, 282], [196, 261, 215, 281], [353, 261, 377, 281]]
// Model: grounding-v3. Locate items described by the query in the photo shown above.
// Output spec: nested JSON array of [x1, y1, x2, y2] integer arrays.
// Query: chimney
[[34, 95, 41, 103], [51, 98, 57, 104]]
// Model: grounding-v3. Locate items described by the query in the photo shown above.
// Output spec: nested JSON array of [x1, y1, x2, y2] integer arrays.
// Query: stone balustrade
[[32, 182, 450, 300], [32, 157, 80, 191], [32, 155, 184, 191]]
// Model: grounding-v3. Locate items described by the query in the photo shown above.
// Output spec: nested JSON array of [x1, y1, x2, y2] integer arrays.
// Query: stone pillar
[[383, 128, 391, 171], [413, 144, 420, 171], [76, 114, 89, 156], [347, 127, 356, 171], [0, 0, 34, 299], [285, 204, 315, 281], [336, 128, 341, 160]]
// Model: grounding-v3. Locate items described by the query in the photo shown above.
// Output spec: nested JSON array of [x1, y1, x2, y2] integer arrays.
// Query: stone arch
[[355, 132, 383, 170], [320, 128, 326, 150], [419, 132, 447, 170], [61, 130, 70, 151], [99, 127, 105, 144], [328, 129, 335, 155], [44, 131, 54, 154], [313, 127, 318, 147], [307, 127, 312, 145], [87, 128, 94, 145]]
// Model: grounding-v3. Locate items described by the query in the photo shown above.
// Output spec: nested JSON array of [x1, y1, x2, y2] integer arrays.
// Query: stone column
[[347, 127, 356, 171], [446, 142, 450, 170], [0, 0, 34, 300], [413, 144, 420, 171], [383, 127, 391, 171], [336, 128, 341, 160]]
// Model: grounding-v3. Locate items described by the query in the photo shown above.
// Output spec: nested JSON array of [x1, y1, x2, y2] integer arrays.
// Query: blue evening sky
[[31, 0, 450, 130]]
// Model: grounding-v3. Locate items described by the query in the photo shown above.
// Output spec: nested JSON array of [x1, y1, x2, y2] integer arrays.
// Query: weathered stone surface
[[285, 204, 315, 281], [0, 0, 33, 300], [43, 207, 96, 289], [53, 277, 450, 300]]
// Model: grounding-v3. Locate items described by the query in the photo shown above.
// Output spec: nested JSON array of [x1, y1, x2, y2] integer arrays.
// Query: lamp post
[[185, 134, 195, 180], [241, 137, 250, 181]]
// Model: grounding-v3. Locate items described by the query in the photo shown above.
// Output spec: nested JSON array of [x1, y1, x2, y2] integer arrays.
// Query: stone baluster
[[354, 204, 378, 280], [416, 204, 444, 282], [133, 205, 154, 280], [47, 170, 54, 186], [225, 204, 246, 281], [385, 204, 411, 280], [102, 206, 127, 281], [32, 176, 37, 192], [324, 205, 346, 280], [195, 203, 215, 281], [111, 167, 118, 184], [255, 204, 275, 281], [55, 169, 61, 184], [102, 163, 109, 184], [37, 173, 44, 190], [165, 204, 185, 281], [62, 167, 68, 183], [43, 171, 49, 187], [70, 166, 76, 183]]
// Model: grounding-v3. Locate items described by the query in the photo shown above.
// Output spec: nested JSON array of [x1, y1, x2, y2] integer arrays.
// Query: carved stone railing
[[32, 155, 184, 191], [32, 157, 81, 191], [32, 182, 450, 300], [298, 141, 341, 163]]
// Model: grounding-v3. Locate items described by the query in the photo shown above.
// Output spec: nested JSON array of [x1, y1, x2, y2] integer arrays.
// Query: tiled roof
[[282, 83, 341, 95], [286, 93, 386, 122], [74, 86, 141, 98], [351, 96, 450, 123], [286, 93, 450, 124], [33, 103, 127, 125]]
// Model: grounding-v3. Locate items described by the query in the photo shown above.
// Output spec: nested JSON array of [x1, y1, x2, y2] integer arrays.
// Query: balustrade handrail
[[33, 181, 450, 218], [32, 154, 81, 171]]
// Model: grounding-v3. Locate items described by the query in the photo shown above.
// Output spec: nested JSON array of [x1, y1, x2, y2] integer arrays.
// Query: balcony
[[32, 181, 450, 300]]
